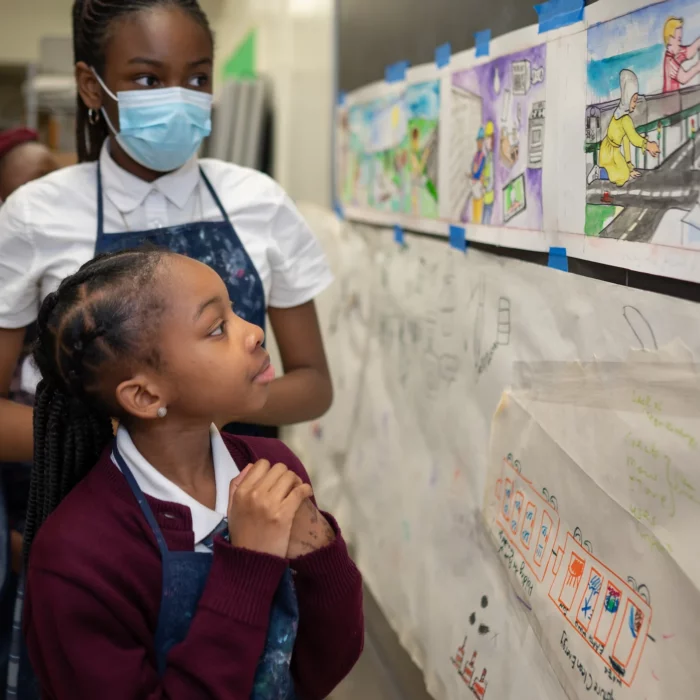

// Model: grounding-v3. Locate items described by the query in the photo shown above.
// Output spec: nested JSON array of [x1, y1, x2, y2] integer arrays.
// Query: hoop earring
[[88, 108, 100, 126]]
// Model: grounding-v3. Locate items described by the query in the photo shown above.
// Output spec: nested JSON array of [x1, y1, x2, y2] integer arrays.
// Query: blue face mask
[[93, 71, 212, 173]]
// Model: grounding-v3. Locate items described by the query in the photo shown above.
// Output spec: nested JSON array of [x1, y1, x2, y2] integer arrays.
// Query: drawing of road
[[585, 84, 700, 242]]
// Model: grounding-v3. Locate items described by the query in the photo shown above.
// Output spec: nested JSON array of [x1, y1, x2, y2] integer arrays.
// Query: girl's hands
[[227, 460, 312, 558], [287, 499, 336, 560]]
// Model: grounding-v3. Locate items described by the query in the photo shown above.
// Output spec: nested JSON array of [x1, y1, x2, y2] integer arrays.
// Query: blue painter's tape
[[548, 246, 568, 272], [535, 0, 584, 33], [385, 60, 409, 83], [394, 225, 405, 246], [449, 225, 467, 252], [474, 30, 491, 57], [334, 201, 345, 220], [435, 42, 452, 68], [337, 91, 347, 106]]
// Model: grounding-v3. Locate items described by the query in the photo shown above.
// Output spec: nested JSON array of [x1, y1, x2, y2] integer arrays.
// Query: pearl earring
[[157, 407, 168, 419]]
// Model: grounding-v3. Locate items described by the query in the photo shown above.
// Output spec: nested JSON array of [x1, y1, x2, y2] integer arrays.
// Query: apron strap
[[198, 167, 233, 226], [111, 446, 169, 558]]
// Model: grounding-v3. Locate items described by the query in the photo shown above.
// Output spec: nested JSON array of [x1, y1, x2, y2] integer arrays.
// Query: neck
[[108, 136, 164, 184], [126, 420, 214, 491]]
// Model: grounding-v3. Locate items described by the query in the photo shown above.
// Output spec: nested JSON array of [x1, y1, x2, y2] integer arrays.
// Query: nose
[[244, 321, 265, 352]]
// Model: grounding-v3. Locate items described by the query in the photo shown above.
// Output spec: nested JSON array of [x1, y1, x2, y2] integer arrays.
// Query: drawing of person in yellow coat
[[587, 69, 660, 187]]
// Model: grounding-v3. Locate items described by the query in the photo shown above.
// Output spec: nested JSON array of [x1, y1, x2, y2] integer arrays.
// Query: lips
[[253, 355, 276, 384]]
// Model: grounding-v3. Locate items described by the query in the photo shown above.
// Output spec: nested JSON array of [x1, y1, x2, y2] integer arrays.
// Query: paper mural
[[450, 45, 546, 230], [287, 205, 700, 700], [586, 0, 700, 248]]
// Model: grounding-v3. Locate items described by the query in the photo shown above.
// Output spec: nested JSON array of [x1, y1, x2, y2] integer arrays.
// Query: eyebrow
[[194, 295, 223, 322], [127, 57, 213, 69]]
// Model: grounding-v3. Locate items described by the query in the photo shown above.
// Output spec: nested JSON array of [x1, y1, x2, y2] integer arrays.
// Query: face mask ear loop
[[90, 68, 120, 136]]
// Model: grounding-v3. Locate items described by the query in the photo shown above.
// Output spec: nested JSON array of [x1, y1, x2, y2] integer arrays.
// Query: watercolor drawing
[[340, 81, 440, 219], [450, 44, 546, 230], [586, 0, 700, 249]]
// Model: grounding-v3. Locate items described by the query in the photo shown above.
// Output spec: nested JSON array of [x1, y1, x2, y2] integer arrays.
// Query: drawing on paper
[[585, 0, 700, 249], [402, 80, 440, 218], [341, 82, 440, 218], [450, 594, 491, 700], [343, 93, 405, 213], [493, 454, 653, 688], [451, 45, 546, 230]]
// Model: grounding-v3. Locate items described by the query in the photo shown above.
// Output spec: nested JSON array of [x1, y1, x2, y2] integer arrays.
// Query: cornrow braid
[[24, 247, 171, 565], [72, 0, 213, 162]]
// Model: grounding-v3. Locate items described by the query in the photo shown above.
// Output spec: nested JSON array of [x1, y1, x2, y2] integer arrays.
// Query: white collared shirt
[[113, 424, 239, 553], [0, 141, 333, 329]]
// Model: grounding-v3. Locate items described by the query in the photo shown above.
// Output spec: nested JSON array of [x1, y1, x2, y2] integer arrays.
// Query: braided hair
[[72, 0, 213, 162], [24, 248, 171, 564]]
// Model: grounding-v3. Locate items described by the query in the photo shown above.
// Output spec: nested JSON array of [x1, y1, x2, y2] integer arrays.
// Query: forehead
[[162, 255, 226, 304], [104, 6, 212, 66]]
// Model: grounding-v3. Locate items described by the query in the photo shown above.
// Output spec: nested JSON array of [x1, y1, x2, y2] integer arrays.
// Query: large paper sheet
[[286, 203, 700, 700], [484, 365, 700, 699], [335, 0, 700, 282]]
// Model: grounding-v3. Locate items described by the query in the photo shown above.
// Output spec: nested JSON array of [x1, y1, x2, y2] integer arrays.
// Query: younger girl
[[20, 248, 362, 699]]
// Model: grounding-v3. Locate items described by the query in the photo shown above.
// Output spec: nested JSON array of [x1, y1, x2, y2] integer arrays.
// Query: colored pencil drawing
[[340, 81, 440, 219], [450, 45, 546, 230], [585, 0, 700, 248], [401, 80, 440, 218], [343, 93, 405, 213]]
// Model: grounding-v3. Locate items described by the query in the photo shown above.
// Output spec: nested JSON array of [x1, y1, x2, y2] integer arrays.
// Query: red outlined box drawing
[[510, 490, 525, 535], [496, 458, 560, 583], [576, 567, 603, 633], [548, 533, 652, 687], [520, 502, 536, 550]]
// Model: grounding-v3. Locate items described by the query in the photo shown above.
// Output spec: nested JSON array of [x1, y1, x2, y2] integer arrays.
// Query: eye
[[134, 75, 160, 88], [209, 321, 226, 337], [188, 74, 210, 89]]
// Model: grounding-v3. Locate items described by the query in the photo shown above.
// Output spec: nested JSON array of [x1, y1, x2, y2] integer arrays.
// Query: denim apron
[[111, 445, 299, 697]]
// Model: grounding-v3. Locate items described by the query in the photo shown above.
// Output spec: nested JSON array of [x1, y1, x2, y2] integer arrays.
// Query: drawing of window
[[558, 552, 585, 611], [611, 601, 643, 676], [510, 490, 525, 534], [534, 511, 552, 566], [576, 568, 602, 632], [520, 502, 536, 550], [503, 478, 513, 519], [594, 582, 621, 648]]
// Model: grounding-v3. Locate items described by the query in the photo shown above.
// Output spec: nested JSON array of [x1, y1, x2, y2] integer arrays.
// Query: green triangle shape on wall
[[222, 29, 257, 80]]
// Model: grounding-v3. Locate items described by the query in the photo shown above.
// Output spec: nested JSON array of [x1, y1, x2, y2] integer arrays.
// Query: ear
[[115, 375, 167, 421], [75, 61, 103, 111]]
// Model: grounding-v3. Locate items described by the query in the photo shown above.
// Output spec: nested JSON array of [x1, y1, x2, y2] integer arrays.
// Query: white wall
[[212, 0, 334, 207]]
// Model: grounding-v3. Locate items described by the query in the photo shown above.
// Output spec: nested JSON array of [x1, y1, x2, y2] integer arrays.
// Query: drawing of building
[[450, 85, 484, 220]]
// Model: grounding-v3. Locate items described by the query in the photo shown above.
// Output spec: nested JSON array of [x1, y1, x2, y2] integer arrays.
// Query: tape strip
[[449, 225, 468, 252], [475, 30, 491, 57], [334, 201, 345, 220], [548, 246, 568, 272], [435, 43, 452, 68], [385, 60, 409, 83], [337, 91, 347, 107], [394, 225, 405, 246], [535, 0, 584, 33]]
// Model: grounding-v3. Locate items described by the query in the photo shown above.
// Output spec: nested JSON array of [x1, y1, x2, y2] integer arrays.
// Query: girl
[[20, 248, 363, 698], [0, 0, 333, 462]]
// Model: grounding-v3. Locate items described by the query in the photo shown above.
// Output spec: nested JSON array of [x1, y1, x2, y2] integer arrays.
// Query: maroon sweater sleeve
[[243, 438, 365, 699], [25, 541, 287, 700]]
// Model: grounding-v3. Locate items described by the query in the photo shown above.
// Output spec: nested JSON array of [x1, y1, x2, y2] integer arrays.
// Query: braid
[[24, 248, 171, 565], [72, 0, 213, 162]]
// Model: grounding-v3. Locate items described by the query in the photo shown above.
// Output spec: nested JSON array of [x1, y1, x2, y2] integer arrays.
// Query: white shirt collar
[[114, 424, 240, 545], [99, 140, 200, 214]]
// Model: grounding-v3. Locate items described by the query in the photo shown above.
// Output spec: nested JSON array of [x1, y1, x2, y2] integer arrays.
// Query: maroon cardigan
[[24, 434, 363, 699]]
